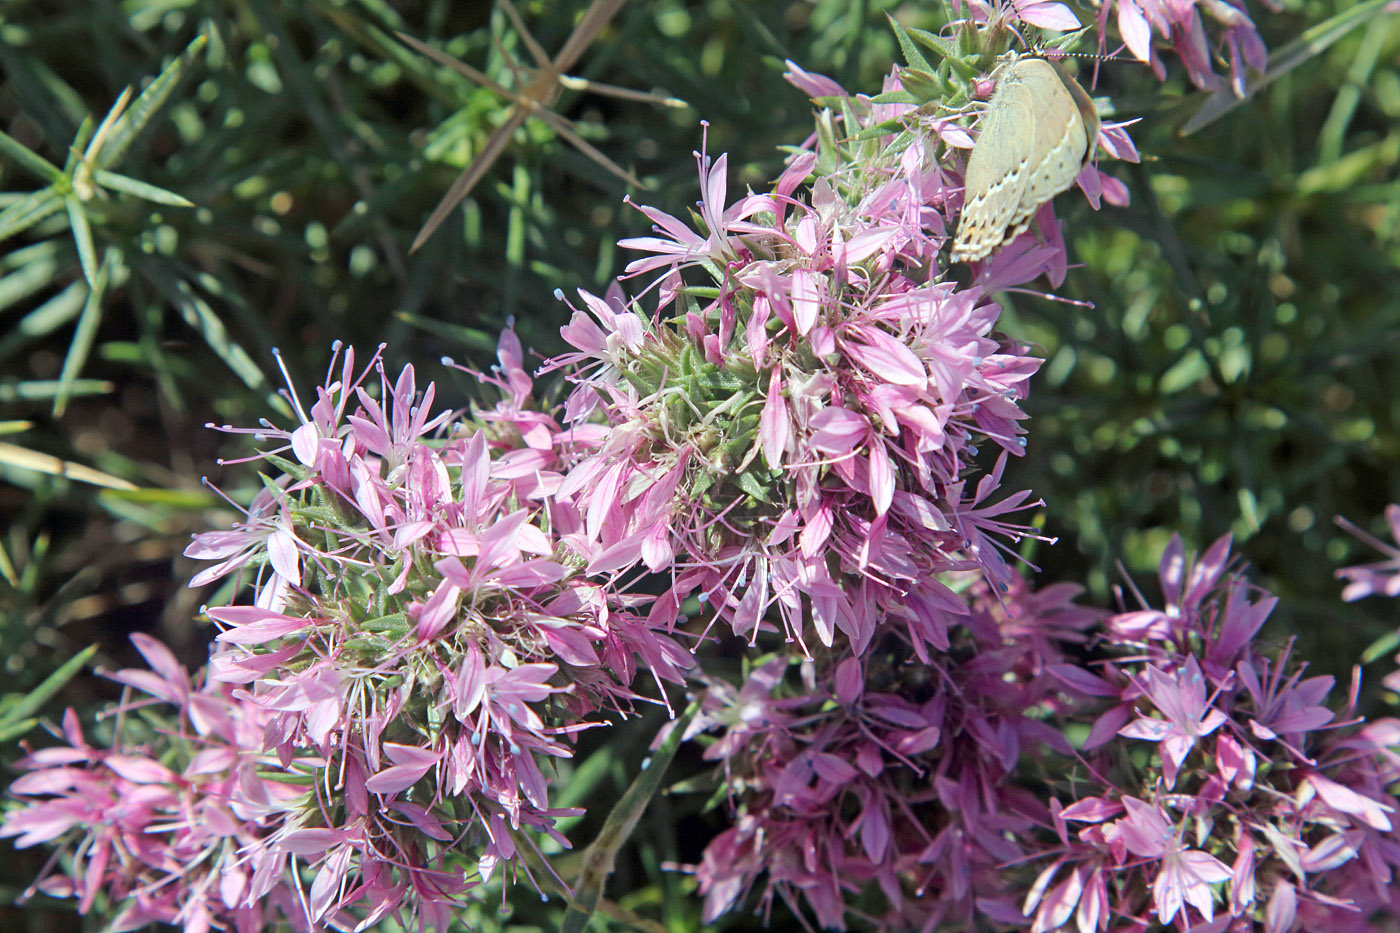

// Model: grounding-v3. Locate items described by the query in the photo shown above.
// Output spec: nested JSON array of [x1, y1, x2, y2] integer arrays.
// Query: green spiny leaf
[[0, 240, 65, 313], [560, 701, 698, 933], [95, 31, 210, 170], [0, 285, 86, 365], [137, 260, 272, 398], [93, 170, 195, 207], [0, 187, 64, 245], [84, 86, 134, 166], [902, 23, 960, 64], [869, 88, 920, 106], [64, 195, 99, 286], [0, 128, 62, 183], [54, 249, 114, 417], [0, 379, 111, 404], [887, 15, 934, 74], [0, 644, 99, 732], [735, 468, 771, 503], [63, 115, 95, 174]]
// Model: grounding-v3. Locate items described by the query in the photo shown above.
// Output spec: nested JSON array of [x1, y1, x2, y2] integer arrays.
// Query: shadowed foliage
[[2, 0, 1397, 929]]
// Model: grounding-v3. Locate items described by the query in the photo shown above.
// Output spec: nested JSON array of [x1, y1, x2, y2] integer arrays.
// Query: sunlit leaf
[[0, 645, 99, 737], [64, 195, 99, 286], [0, 441, 137, 490], [84, 86, 135, 166], [137, 261, 272, 398], [0, 241, 65, 313], [560, 701, 698, 933], [0, 379, 112, 403], [0, 187, 64, 245], [93, 169, 195, 207]]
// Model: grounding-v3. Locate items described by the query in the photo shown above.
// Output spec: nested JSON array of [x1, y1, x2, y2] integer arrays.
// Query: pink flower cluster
[[1096, 0, 1273, 95], [1337, 503, 1400, 699], [689, 533, 1400, 931], [690, 576, 1103, 929], [547, 85, 1054, 660], [4, 6, 1391, 932], [959, 0, 1274, 95], [2, 636, 311, 932], [1337, 504, 1400, 603], [1022, 535, 1400, 932], [5, 340, 693, 929]]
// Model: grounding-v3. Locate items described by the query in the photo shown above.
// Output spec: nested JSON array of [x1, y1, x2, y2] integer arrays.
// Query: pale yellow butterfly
[[951, 55, 1100, 263]]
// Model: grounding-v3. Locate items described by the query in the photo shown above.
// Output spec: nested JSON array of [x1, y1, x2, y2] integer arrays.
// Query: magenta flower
[[545, 66, 1054, 658], [1336, 503, 1400, 601], [165, 332, 697, 924], [1100, 0, 1271, 93], [616, 147, 773, 282], [690, 573, 1101, 929], [182, 481, 302, 611], [967, 0, 1277, 94], [6, 9, 1347, 931], [2, 636, 313, 931], [1118, 656, 1228, 786], [1119, 796, 1233, 924], [1022, 536, 1400, 932]]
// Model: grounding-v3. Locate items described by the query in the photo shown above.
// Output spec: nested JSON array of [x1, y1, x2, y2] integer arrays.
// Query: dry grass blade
[[0, 441, 138, 491], [550, 0, 630, 76], [556, 75, 687, 108], [539, 114, 645, 188], [411, 110, 530, 253], [397, 31, 514, 102], [498, 0, 555, 72], [401, 0, 636, 252]]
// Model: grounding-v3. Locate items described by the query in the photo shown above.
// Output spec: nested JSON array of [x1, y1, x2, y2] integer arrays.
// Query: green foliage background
[[0, 0, 1396, 929]]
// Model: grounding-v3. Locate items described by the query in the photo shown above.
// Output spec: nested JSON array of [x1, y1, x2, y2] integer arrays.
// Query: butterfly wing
[[951, 61, 1035, 263], [952, 58, 1097, 264], [1006, 59, 1091, 242]]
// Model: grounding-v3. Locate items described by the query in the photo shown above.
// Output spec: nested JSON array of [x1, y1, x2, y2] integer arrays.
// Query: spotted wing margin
[[1003, 58, 1092, 248], [951, 64, 1035, 263], [953, 58, 1100, 264]]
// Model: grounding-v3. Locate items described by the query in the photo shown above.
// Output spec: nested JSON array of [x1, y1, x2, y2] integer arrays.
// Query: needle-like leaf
[[1181, 0, 1390, 135], [92, 170, 195, 207], [0, 644, 99, 744], [54, 249, 114, 416], [0, 441, 137, 490], [64, 195, 99, 287], [400, 0, 644, 251], [0, 128, 63, 184], [94, 32, 209, 169], [0, 188, 65, 245]]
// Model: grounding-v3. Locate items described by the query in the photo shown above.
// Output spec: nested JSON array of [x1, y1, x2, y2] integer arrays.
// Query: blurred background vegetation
[[1, 0, 1396, 930]]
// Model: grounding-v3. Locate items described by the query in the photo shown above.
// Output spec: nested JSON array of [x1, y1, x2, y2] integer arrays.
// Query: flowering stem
[[561, 699, 699, 933]]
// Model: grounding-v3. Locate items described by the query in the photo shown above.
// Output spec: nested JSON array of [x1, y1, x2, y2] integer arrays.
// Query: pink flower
[[1024, 535, 1400, 932], [2, 639, 315, 931], [1116, 796, 1232, 924], [173, 334, 696, 919], [1336, 503, 1400, 601], [616, 140, 773, 286], [691, 574, 1100, 929], [546, 107, 1051, 655], [1087, 0, 1271, 92], [1119, 656, 1228, 786]]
